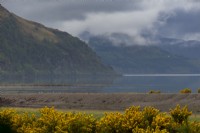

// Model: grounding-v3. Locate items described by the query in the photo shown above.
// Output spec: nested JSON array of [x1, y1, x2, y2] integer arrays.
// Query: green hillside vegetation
[[0, 5, 115, 76]]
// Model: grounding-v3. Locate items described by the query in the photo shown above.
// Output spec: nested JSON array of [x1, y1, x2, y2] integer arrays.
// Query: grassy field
[[1, 107, 200, 121], [0, 107, 116, 119], [189, 115, 200, 122]]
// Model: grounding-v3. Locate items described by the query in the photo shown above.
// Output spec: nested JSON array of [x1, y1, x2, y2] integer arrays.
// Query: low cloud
[[59, 9, 158, 37], [2, 0, 138, 21], [2, 0, 200, 44], [183, 33, 200, 41], [157, 9, 200, 41]]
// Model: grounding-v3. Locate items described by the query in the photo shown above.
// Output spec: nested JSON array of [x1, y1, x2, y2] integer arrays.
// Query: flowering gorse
[[0, 105, 199, 133], [170, 104, 192, 124], [180, 88, 192, 93]]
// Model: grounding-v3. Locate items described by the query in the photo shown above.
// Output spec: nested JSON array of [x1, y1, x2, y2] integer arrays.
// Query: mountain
[[158, 37, 200, 59], [0, 5, 115, 76], [84, 33, 200, 74]]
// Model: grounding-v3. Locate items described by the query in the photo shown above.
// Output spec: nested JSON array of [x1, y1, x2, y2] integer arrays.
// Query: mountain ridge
[[0, 5, 116, 76]]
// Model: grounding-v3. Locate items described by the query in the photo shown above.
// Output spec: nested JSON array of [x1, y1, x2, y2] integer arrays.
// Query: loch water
[[1, 74, 200, 93]]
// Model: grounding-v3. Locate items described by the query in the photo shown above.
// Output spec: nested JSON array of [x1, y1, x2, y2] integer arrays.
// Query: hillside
[[0, 5, 115, 77], [86, 34, 200, 74]]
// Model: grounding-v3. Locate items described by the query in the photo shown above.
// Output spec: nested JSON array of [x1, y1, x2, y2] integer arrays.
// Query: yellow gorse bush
[[152, 113, 172, 130], [180, 88, 192, 93], [0, 109, 16, 132], [97, 112, 124, 133], [123, 106, 144, 131], [0, 105, 199, 133], [34, 107, 96, 133], [190, 121, 200, 133], [12, 112, 38, 133], [170, 104, 192, 124], [198, 88, 200, 93], [142, 106, 160, 126]]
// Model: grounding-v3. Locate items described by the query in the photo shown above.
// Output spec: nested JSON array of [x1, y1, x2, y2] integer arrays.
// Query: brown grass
[[1, 93, 200, 114]]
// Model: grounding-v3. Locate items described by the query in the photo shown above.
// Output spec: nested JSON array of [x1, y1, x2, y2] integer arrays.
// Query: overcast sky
[[1, 0, 200, 44]]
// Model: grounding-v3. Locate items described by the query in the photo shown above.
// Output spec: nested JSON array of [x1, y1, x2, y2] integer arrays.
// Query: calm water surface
[[1, 74, 200, 93]]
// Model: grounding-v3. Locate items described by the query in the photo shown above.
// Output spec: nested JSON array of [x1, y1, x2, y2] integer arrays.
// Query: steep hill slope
[[0, 5, 115, 76]]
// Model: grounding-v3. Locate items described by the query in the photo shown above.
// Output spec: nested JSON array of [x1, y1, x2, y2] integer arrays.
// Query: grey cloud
[[165, 9, 200, 33], [156, 9, 200, 40], [2, 0, 140, 22], [1, 0, 200, 43]]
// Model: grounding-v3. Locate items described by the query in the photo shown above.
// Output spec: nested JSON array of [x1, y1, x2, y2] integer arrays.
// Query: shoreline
[[1, 93, 200, 113]]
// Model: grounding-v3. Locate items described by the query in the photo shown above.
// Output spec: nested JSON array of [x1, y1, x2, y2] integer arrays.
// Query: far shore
[[0, 93, 200, 113]]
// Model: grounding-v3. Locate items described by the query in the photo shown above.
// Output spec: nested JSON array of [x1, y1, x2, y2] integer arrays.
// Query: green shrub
[[189, 121, 200, 133], [198, 88, 200, 93], [97, 112, 124, 133], [36, 107, 65, 133], [64, 113, 96, 133], [0, 109, 16, 133], [180, 88, 191, 94], [142, 106, 160, 126], [37, 107, 96, 133], [152, 113, 172, 131], [170, 104, 192, 124], [148, 90, 161, 94], [123, 106, 144, 131]]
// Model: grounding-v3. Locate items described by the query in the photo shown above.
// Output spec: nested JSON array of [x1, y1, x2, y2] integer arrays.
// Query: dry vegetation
[[1, 93, 200, 114]]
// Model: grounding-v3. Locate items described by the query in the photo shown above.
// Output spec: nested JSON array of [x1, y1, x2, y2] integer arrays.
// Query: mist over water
[[1, 74, 200, 93]]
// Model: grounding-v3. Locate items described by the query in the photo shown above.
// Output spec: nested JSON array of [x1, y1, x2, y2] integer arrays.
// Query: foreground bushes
[[0, 105, 200, 133]]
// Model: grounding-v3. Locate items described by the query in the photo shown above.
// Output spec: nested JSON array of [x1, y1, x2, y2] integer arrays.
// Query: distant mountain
[[0, 5, 115, 76], [84, 33, 200, 74], [158, 37, 200, 59]]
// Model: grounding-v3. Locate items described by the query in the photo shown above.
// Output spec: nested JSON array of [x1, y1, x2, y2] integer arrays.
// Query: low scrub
[[180, 88, 192, 94], [198, 88, 200, 93], [148, 90, 161, 94], [0, 105, 200, 133]]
